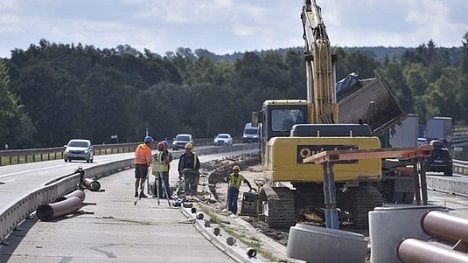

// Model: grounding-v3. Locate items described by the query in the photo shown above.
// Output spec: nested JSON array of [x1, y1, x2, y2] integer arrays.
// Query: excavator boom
[[301, 0, 337, 124]]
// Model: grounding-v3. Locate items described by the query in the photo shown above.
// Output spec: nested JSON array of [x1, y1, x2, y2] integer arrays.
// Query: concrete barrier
[[0, 143, 257, 244], [287, 224, 368, 263], [426, 176, 468, 197]]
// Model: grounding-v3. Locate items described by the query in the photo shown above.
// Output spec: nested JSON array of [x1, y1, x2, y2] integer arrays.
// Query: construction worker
[[153, 142, 172, 198], [161, 141, 173, 167], [178, 143, 200, 195], [134, 136, 153, 198], [227, 165, 253, 215]]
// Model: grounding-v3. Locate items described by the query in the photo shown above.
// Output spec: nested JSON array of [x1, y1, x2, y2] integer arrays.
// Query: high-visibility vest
[[153, 151, 169, 172], [135, 143, 152, 166], [228, 173, 244, 189], [180, 152, 198, 170]]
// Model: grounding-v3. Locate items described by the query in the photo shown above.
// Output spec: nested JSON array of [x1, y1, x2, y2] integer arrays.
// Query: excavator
[[248, 0, 404, 228]]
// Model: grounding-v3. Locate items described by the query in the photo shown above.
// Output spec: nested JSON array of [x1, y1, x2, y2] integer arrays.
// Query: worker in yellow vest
[[227, 165, 252, 215], [153, 142, 172, 198]]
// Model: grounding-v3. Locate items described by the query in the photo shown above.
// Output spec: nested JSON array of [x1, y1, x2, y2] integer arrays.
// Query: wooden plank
[[303, 145, 433, 164]]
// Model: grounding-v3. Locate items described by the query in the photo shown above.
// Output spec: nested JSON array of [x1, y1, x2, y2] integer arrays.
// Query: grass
[[198, 204, 289, 262]]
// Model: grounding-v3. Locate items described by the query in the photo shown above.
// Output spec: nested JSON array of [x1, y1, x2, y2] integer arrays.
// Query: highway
[[1, 146, 468, 262], [0, 152, 136, 214], [0, 147, 261, 262]]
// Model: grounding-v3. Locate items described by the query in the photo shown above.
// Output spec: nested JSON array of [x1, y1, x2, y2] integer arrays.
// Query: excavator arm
[[301, 0, 338, 124]]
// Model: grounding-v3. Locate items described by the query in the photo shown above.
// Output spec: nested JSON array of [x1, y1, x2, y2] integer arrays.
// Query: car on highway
[[213, 133, 233, 146], [172, 134, 193, 150], [64, 139, 94, 163], [418, 137, 427, 146], [242, 123, 259, 143], [426, 140, 452, 176]]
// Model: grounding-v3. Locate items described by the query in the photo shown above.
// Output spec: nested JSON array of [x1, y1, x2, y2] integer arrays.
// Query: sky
[[0, 0, 467, 58]]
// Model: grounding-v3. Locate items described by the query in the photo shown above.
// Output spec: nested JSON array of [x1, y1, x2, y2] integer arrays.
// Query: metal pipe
[[36, 196, 82, 221], [422, 211, 468, 244], [397, 238, 468, 263], [54, 189, 85, 202], [83, 178, 101, 191]]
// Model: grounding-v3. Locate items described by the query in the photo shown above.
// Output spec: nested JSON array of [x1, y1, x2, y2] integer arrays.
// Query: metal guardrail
[[0, 138, 243, 166], [453, 159, 468, 176], [0, 142, 138, 166], [0, 143, 257, 244]]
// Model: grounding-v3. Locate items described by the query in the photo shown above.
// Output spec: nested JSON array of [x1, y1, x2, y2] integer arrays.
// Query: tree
[[403, 63, 428, 96], [425, 67, 460, 119], [462, 32, 468, 74], [0, 61, 34, 148], [378, 62, 413, 113], [13, 61, 83, 146]]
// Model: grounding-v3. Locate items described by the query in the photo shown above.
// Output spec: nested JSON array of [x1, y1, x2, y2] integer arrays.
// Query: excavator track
[[338, 186, 384, 228], [258, 186, 295, 229]]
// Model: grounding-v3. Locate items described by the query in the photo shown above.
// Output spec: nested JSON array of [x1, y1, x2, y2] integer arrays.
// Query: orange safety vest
[[135, 143, 152, 166]]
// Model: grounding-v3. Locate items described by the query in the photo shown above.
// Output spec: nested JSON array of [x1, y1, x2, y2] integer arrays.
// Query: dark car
[[426, 146, 452, 176]]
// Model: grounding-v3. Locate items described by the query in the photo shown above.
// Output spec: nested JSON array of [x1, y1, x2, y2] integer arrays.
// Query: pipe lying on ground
[[36, 196, 83, 221], [54, 189, 85, 202], [397, 238, 468, 263], [422, 211, 468, 245], [83, 178, 101, 191]]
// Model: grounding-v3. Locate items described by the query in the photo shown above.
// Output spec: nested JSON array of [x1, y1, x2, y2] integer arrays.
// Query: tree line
[[1, 33, 467, 149]]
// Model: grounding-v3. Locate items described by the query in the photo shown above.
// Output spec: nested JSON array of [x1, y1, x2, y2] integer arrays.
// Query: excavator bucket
[[337, 73, 405, 135]]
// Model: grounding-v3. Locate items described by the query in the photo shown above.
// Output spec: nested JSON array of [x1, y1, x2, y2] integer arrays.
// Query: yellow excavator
[[249, 0, 403, 228]]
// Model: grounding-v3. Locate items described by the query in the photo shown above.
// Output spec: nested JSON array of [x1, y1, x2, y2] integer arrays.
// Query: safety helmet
[[144, 136, 154, 143], [157, 142, 165, 151], [185, 143, 193, 149], [162, 140, 169, 147], [233, 165, 240, 172]]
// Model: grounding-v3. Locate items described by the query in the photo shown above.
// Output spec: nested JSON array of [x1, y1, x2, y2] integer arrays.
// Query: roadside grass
[[198, 204, 287, 262]]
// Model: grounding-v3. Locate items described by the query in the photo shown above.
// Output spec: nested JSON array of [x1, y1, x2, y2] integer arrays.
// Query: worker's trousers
[[227, 187, 240, 214], [156, 172, 171, 198], [183, 170, 199, 195]]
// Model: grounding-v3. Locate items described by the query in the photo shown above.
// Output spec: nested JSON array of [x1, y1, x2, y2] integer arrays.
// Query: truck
[[242, 123, 259, 143], [389, 114, 419, 148], [377, 114, 420, 204], [338, 82, 418, 204], [249, 0, 405, 229], [426, 116, 453, 143]]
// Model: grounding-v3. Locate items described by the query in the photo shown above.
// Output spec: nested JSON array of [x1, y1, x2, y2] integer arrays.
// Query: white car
[[64, 139, 94, 163], [172, 134, 193, 150], [213, 134, 233, 146]]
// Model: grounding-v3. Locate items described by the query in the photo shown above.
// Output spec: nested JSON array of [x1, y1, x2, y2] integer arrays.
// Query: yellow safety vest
[[152, 151, 169, 173], [228, 173, 244, 189]]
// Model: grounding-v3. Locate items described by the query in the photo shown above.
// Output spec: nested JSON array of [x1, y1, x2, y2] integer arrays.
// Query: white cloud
[[0, 0, 466, 58]]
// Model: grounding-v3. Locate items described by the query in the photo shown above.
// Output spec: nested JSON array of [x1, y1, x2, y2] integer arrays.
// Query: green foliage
[[0, 61, 34, 148], [3, 34, 468, 147]]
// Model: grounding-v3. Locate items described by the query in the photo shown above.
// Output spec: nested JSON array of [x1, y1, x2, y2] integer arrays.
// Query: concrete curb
[[180, 206, 263, 263]]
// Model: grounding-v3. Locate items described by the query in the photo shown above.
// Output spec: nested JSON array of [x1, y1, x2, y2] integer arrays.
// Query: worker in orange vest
[[134, 136, 153, 198]]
